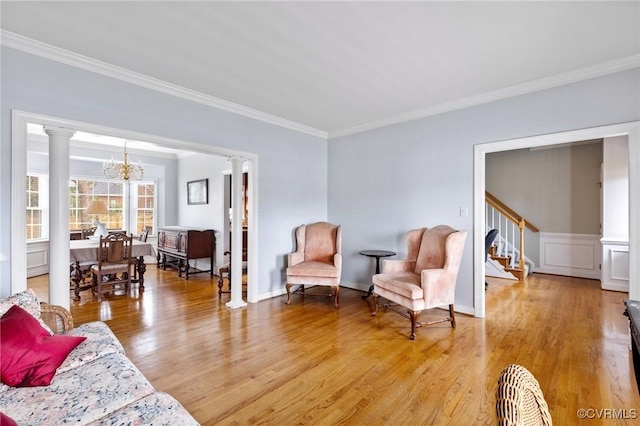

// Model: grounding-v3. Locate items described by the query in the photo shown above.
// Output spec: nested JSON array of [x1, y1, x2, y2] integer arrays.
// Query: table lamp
[[85, 200, 109, 238]]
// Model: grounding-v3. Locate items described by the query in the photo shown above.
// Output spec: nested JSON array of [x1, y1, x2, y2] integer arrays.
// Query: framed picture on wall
[[187, 179, 208, 205]]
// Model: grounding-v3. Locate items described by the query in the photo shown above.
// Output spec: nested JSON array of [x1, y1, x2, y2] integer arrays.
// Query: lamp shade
[[85, 200, 109, 215]]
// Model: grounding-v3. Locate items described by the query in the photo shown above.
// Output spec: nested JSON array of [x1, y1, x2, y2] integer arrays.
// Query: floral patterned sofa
[[0, 289, 199, 425]]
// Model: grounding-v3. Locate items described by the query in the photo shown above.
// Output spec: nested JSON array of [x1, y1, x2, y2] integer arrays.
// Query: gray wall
[[487, 143, 602, 235], [1, 47, 328, 298], [328, 69, 639, 312]]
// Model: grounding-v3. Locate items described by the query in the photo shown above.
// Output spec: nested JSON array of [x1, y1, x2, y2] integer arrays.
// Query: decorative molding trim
[[1, 30, 327, 139], [26, 242, 49, 278], [330, 55, 640, 139], [538, 232, 601, 280], [601, 241, 629, 292]]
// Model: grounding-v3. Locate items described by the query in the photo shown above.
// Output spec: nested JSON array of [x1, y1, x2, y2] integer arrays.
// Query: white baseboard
[[257, 281, 476, 317], [601, 282, 629, 292], [258, 287, 288, 301], [338, 281, 476, 317]]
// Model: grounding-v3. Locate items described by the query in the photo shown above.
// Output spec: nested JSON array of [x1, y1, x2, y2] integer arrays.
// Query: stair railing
[[485, 191, 539, 275]]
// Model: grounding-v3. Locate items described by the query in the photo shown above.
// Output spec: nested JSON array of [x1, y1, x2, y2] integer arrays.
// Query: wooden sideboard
[[157, 226, 215, 279]]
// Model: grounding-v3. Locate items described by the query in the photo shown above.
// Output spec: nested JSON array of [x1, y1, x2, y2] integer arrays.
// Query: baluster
[[511, 221, 516, 267], [498, 214, 502, 255]]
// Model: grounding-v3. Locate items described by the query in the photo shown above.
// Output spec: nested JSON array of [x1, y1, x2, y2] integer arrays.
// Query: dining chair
[[69, 226, 99, 295], [217, 250, 247, 296], [90, 232, 133, 302]]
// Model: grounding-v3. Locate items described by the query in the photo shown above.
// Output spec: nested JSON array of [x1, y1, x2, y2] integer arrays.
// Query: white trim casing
[[11, 111, 29, 294]]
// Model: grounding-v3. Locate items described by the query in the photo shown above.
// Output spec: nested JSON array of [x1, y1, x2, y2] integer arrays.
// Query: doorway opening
[[473, 121, 640, 317], [11, 110, 259, 306]]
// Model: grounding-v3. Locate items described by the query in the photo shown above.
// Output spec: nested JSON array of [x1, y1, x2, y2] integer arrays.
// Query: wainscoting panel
[[27, 241, 49, 278], [537, 233, 600, 279], [601, 240, 629, 292]]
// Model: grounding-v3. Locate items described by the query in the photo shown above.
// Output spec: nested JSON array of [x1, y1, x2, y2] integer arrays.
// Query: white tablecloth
[[70, 240, 156, 263]]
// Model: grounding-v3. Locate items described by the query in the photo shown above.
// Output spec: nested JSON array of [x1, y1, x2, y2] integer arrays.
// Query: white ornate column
[[44, 126, 74, 309], [227, 156, 247, 309]]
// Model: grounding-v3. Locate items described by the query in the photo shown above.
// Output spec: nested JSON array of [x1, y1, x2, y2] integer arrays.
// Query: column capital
[[44, 125, 75, 139], [228, 156, 246, 163]]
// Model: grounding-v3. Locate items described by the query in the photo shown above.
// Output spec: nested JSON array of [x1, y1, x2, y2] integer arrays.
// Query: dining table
[[70, 239, 156, 301]]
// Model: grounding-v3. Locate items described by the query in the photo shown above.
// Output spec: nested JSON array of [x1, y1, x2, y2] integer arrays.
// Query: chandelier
[[103, 140, 144, 181]]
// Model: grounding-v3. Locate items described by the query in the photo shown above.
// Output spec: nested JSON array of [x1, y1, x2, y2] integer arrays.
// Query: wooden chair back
[[92, 232, 133, 301]]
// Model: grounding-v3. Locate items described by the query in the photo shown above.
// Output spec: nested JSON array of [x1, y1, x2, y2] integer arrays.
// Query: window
[[133, 182, 156, 235], [26, 174, 49, 241], [69, 179, 124, 231], [28, 177, 156, 238]]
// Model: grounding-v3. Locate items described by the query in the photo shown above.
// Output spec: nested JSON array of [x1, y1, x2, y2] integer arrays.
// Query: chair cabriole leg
[[285, 283, 292, 304], [333, 286, 339, 308], [371, 294, 379, 316], [409, 310, 420, 340], [449, 304, 456, 328]]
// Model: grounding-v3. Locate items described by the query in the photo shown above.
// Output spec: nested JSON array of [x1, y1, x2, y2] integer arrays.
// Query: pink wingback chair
[[286, 222, 342, 307], [371, 225, 467, 339]]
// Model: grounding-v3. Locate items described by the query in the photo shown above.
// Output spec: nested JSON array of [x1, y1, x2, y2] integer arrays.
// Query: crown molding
[[1, 30, 328, 139], [3, 30, 638, 141], [329, 55, 640, 139]]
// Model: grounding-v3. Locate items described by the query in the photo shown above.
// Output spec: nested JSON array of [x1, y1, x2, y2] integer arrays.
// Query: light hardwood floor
[[28, 268, 640, 425]]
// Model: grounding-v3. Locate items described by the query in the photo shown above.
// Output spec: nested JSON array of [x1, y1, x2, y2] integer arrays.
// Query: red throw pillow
[[0, 305, 86, 387], [0, 412, 18, 426]]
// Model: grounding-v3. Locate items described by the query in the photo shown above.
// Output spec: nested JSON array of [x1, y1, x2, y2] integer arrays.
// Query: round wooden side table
[[359, 250, 396, 299]]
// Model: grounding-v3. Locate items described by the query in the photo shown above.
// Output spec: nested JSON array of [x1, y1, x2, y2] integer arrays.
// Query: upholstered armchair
[[286, 222, 342, 307], [371, 225, 467, 339]]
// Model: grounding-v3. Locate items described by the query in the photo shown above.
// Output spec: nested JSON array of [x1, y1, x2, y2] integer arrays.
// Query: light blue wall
[[1, 48, 328, 297], [328, 69, 640, 311], [3, 46, 638, 310]]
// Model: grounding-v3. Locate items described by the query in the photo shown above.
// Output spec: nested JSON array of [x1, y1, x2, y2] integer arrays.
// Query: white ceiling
[[2, 1, 639, 138]]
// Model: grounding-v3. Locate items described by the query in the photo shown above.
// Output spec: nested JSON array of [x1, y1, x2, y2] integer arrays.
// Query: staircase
[[485, 239, 533, 281], [485, 192, 539, 281]]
